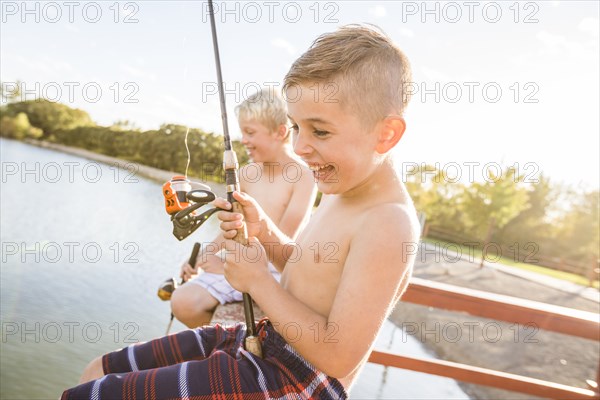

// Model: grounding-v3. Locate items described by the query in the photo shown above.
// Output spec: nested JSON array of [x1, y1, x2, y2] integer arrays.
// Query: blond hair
[[283, 24, 412, 130], [235, 88, 289, 134]]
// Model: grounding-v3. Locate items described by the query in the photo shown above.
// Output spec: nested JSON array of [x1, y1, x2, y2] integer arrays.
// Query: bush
[[0, 112, 43, 139]]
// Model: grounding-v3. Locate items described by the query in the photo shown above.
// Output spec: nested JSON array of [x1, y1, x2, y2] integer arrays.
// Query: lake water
[[0, 138, 469, 399]]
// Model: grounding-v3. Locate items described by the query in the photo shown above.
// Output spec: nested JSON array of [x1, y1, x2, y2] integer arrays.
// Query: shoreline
[[20, 138, 226, 196]]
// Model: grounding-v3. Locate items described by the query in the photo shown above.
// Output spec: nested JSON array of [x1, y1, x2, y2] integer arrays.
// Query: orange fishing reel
[[163, 176, 220, 241], [163, 175, 192, 215]]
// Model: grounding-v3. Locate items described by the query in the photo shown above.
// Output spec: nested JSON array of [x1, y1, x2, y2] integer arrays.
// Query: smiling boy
[[63, 25, 419, 399]]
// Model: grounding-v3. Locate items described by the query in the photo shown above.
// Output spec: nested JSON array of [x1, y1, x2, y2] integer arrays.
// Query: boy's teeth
[[309, 164, 330, 171]]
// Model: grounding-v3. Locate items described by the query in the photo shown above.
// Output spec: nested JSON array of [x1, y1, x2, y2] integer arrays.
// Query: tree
[[554, 189, 600, 262], [110, 120, 141, 132], [405, 164, 468, 234], [493, 174, 557, 260], [460, 166, 530, 267], [1, 80, 22, 103], [3, 99, 93, 138], [0, 112, 43, 139]]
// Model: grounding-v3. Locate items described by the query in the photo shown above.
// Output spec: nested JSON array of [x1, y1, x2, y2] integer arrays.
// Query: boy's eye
[[288, 125, 329, 138]]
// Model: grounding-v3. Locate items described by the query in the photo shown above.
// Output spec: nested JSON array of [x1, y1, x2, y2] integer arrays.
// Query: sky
[[1, 0, 599, 189]]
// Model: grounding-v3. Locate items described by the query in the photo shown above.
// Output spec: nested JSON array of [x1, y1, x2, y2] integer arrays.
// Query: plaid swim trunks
[[61, 319, 348, 399]]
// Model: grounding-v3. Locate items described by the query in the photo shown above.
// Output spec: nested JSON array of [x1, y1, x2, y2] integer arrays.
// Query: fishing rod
[[206, 0, 261, 357], [157, 0, 261, 357]]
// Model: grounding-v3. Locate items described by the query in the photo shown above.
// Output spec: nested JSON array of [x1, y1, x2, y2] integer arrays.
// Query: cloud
[[368, 6, 386, 18], [399, 28, 414, 38], [2, 53, 73, 74], [162, 94, 192, 111], [536, 30, 583, 53], [64, 25, 80, 33], [536, 30, 598, 63], [120, 64, 157, 81], [536, 30, 569, 48], [420, 66, 450, 82], [270, 38, 296, 56], [578, 17, 599, 38], [48, 59, 74, 72]]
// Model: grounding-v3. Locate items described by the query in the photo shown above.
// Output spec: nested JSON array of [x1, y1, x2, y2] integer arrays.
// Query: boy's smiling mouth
[[308, 163, 336, 180], [308, 163, 330, 171]]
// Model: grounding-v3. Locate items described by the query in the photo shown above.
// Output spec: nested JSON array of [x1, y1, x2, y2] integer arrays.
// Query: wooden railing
[[368, 277, 600, 399], [211, 277, 599, 399]]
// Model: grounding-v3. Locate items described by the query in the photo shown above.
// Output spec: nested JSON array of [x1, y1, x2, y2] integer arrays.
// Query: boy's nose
[[292, 133, 312, 157]]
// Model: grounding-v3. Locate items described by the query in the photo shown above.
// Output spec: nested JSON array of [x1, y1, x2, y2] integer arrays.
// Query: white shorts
[[189, 259, 281, 305]]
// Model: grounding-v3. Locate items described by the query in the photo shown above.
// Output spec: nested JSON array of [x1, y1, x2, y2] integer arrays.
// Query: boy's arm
[[180, 232, 227, 280], [238, 163, 316, 241], [183, 168, 253, 279], [237, 166, 293, 268], [276, 168, 317, 240], [227, 204, 418, 378], [217, 192, 301, 270]]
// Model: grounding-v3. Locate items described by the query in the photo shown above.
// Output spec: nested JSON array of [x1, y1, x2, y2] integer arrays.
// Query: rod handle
[[182, 242, 201, 285], [245, 335, 263, 358], [231, 201, 249, 245], [188, 242, 201, 272]]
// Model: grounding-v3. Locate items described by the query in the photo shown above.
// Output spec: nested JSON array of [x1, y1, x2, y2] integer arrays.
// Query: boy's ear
[[275, 124, 288, 141], [376, 116, 406, 154]]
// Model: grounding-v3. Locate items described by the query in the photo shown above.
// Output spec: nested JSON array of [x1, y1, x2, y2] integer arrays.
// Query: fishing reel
[[157, 242, 201, 335], [163, 175, 221, 241], [157, 277, 177, 301]]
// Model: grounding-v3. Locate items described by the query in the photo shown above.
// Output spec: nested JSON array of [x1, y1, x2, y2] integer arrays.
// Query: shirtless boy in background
[[172, 88, 316, 327]]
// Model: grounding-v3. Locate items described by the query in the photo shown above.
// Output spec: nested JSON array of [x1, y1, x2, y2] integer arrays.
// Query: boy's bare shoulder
[[357, 202, 420, 245]]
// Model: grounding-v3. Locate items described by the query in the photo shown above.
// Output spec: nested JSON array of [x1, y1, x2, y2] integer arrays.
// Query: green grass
[[422, 237, 599, 290]]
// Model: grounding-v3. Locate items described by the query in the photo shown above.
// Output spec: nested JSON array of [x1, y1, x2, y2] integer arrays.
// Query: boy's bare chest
[[245, 176, 292, 224], [281, 208, 355, 316]]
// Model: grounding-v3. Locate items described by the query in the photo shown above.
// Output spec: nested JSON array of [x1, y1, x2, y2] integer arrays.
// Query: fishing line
[[184, 127, 191, 179], [181, 1, 191, 180]]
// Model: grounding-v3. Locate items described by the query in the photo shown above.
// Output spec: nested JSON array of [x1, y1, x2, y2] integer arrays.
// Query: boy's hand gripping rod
[[207, 0, 262, 357]]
